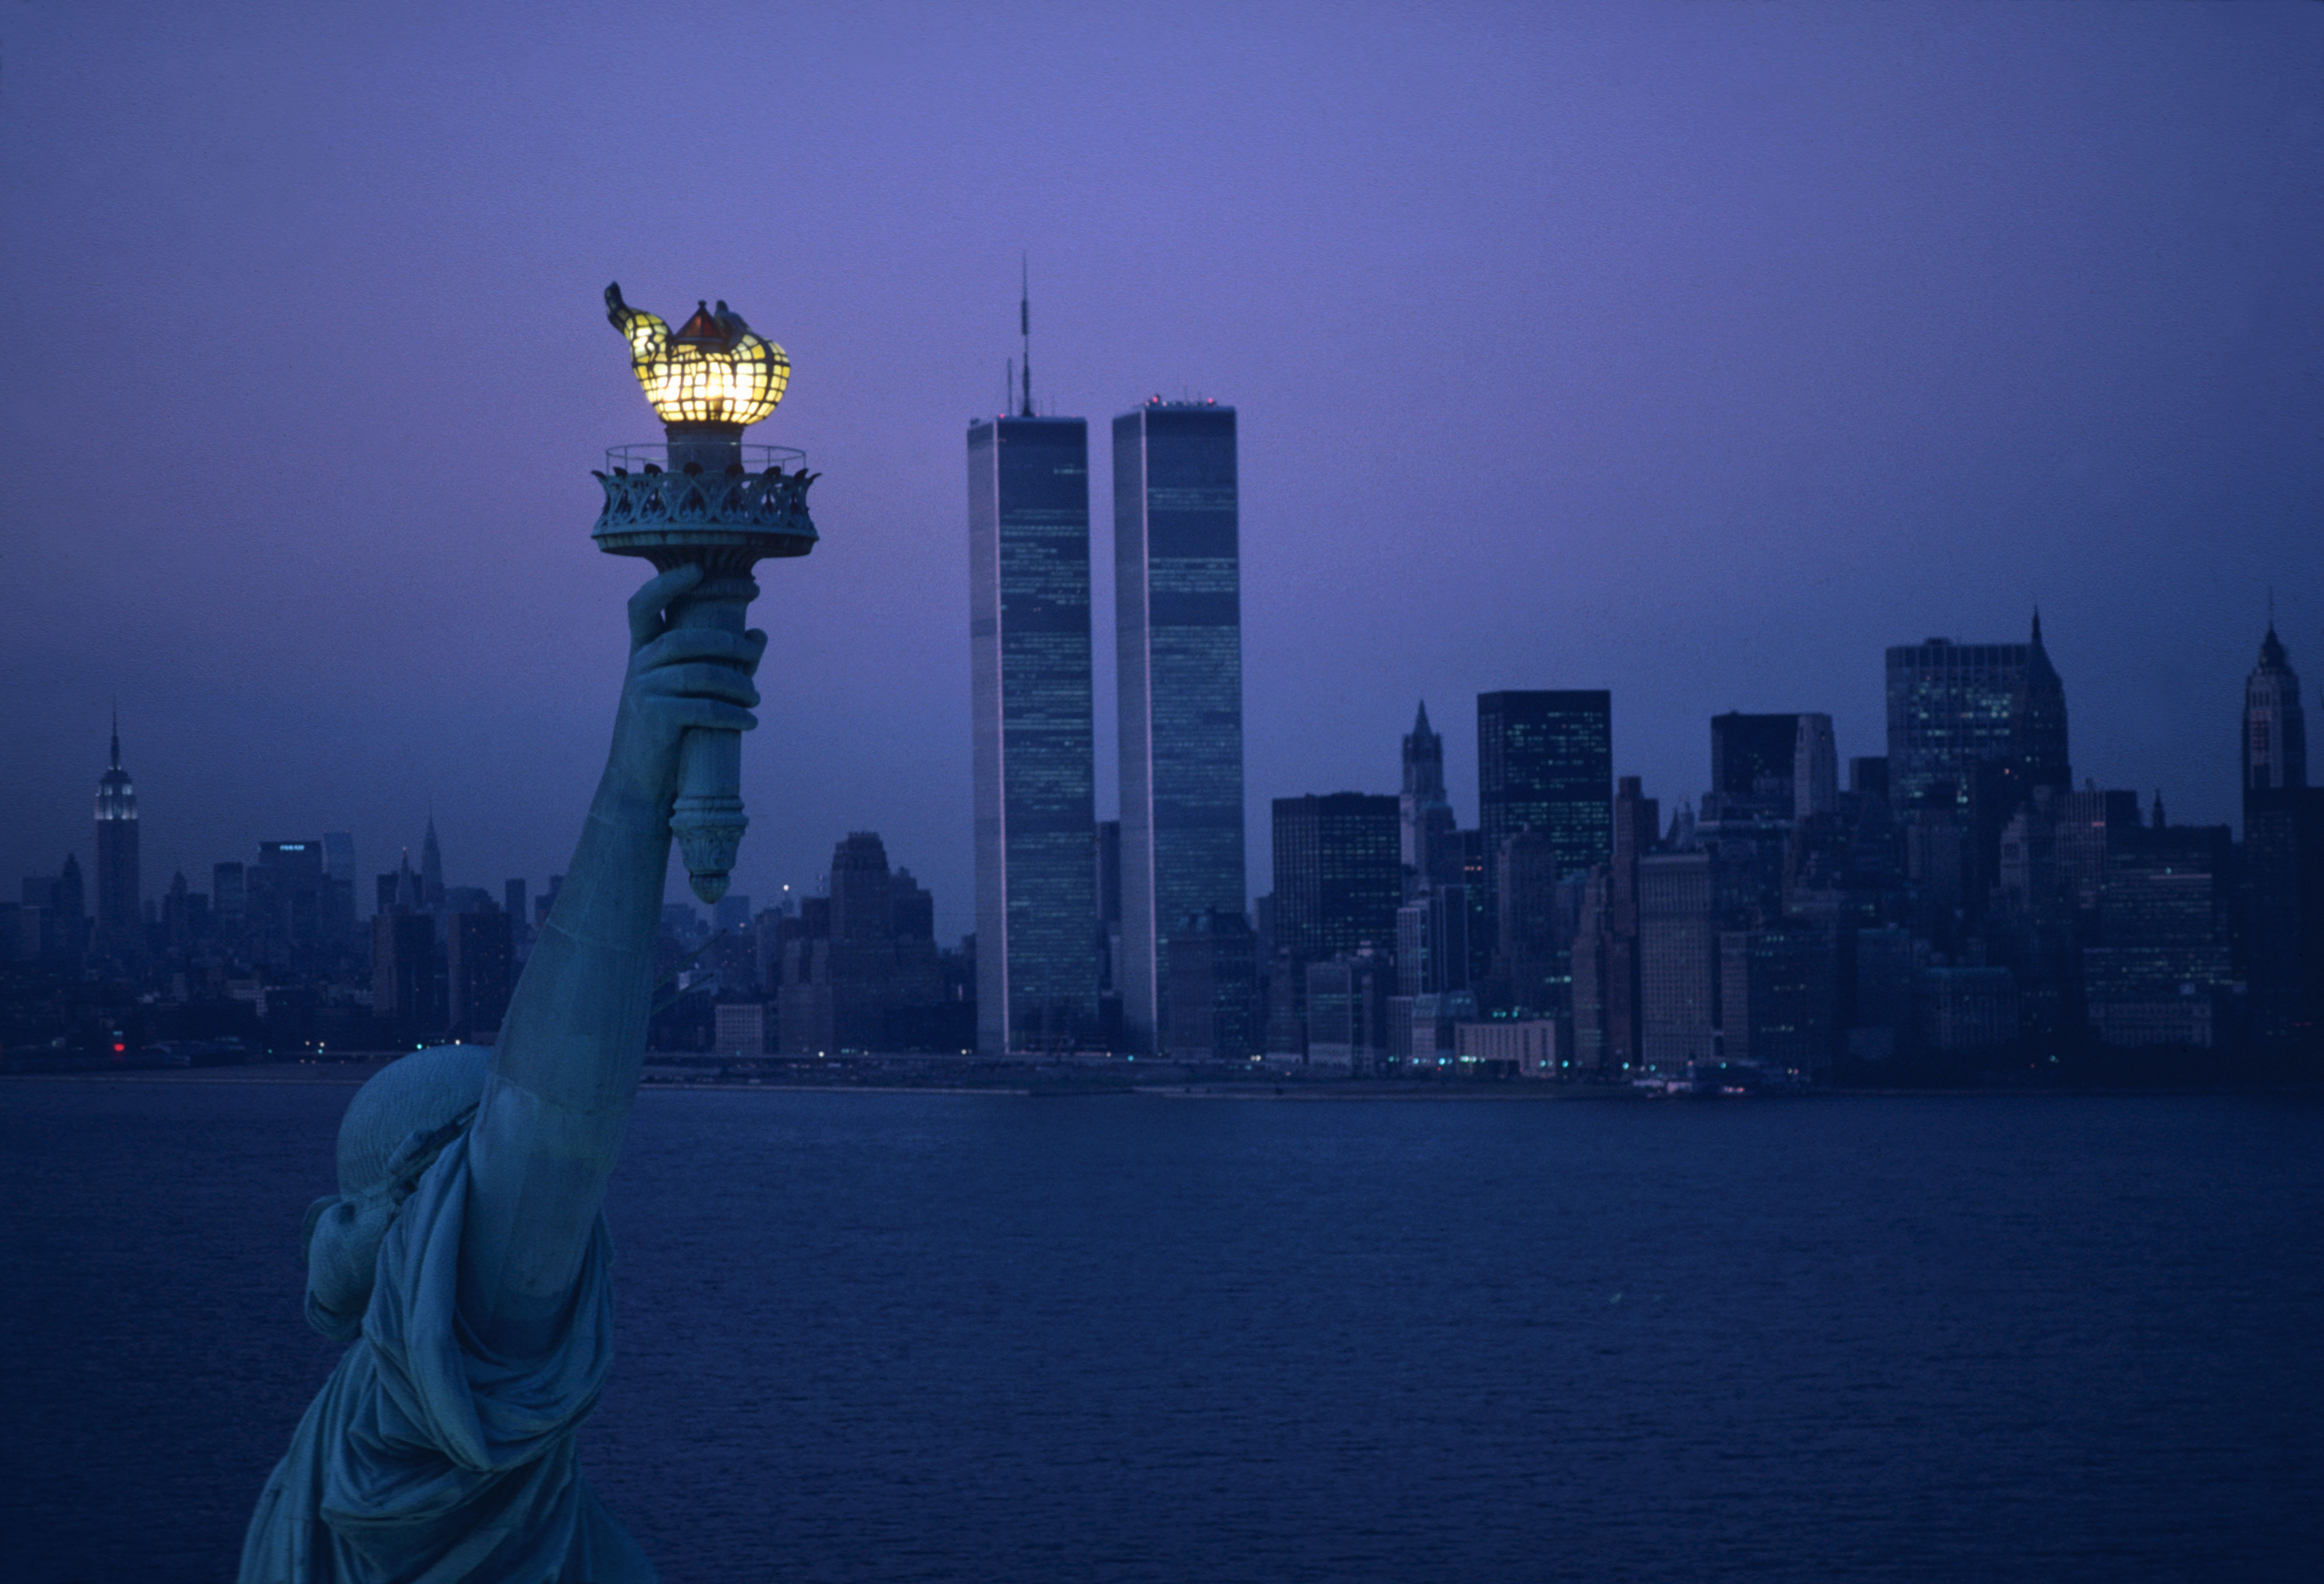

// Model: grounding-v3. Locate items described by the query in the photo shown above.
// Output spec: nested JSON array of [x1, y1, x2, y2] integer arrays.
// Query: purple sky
[[3, 2, 2318, 941]]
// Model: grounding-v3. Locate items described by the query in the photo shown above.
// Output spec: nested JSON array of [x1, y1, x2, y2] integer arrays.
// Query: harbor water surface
[[3, 1080, 2318, 1583]]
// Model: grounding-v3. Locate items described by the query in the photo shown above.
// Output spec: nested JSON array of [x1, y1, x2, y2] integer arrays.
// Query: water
[[3, 1080, 2318, 1583]]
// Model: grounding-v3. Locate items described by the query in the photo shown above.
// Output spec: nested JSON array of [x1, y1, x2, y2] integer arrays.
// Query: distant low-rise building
[[1916, 965, 2020, 1055], [1304, 950, 1393, 1074], [713, 1001, 768, 1056], [1455, 1018, 1558, 1078]]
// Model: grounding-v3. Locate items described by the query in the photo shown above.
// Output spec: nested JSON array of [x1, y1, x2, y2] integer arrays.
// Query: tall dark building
[[1493, 826, 1565, 1016], [1163, 908, 1260, 1062], [247, 840, 343, 964], [1721, 923, 1840, 1078], [1271, 794, 1401, 967], [1400, 701, 1456, 893], [2243, 624, 2321, 1059], [1885, 615, 2069, 810], [447, 906, 513, 1037], [92, 716, 139, 947], [1477, 690, 1612, 887], [1115, 399, 1244, 1052], [1638, 852, 1715, 1075], [2244, 623, 2307, 794], [372, 912, 442, 1036], [2245, 787, 2324, 1061], [969, 399, 1100, 1053], [1710, 713, 1800, 813], [2083, 823, 2234, 1051]]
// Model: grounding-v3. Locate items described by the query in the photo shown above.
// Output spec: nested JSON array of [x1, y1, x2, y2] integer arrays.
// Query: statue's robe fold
[[239, 1137, 654, 1583]]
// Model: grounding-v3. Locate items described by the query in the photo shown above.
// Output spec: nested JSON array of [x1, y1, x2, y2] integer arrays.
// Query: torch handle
[[665, 571, 760, 905]]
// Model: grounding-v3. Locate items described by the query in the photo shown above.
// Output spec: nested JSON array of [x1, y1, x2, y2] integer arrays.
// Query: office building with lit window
[[1115, 399, 1245, 1052], [1885, 616, 2069, 810], [969, 413, 1100, 1052], [1476, 689, 1612, 926]]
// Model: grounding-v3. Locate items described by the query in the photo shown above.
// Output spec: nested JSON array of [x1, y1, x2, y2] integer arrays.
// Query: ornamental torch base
[[590, 439, 819, 906]]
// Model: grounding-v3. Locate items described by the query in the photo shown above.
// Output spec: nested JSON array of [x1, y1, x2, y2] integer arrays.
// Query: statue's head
[[301, 1044, 491, 1341]]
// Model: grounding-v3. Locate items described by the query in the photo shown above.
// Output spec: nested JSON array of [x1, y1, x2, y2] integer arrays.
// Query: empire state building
[[94, 715, 139, 946]]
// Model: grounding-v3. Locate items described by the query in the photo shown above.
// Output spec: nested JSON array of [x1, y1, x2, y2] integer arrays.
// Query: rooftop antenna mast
[[1020, 254, 1034, 417]]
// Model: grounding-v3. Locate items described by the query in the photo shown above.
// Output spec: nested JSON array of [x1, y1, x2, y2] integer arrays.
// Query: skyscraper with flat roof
[[1271, 793, 1400, 968], [969, 411, 1099, 1052], [1477, 691, 1612, 884], [1115, 399, 1244, 1052], [1710, 712, 1800, 813]]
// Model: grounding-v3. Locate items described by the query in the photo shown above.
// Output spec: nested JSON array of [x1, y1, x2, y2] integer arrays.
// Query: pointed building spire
[[420, 816, 445, 908], [2030, 606, 2043, 649], [1413, 698, 1431, 734], [2246, 612, 2306, 792], [110, 705, 121, 769]]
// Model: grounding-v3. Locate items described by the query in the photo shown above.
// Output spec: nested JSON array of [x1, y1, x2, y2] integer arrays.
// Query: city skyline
[[1, 5, 2317, 945], [14, 610, 2317, 1074], [41, 611, 2315, 930]]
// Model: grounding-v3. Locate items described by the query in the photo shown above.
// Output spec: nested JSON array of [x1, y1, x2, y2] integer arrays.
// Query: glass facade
[[1477, 690, 1613, 886], [1884, 630, 2070, 810], [1272, 793, 1401, 966], [1710, 712, 1800, 805], [969, 417, 1099, 1053], [1115, 403, 1245, 1052]]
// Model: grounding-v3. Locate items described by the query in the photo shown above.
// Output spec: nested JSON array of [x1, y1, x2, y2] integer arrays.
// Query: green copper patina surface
[[239, 565, 765, 1583]]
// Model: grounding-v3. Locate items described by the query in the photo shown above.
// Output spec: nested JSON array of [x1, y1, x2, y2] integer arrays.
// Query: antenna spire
[[1019, 254, 1033, 417]]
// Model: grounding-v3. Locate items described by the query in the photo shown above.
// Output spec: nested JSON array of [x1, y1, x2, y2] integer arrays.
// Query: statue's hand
[[603, 565, 767, 815]]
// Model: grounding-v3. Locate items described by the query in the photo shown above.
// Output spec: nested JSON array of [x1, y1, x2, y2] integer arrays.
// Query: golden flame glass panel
[[607, 300, 790, 426]]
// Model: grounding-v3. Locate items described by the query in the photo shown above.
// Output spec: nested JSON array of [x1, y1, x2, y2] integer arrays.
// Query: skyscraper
[[1400, 701, 1456, 892], [1638, 851, 1714, 1076], [447, 907, 513, 1038], [1477, 691, 1612, 885], [1793, 713, 1838, 820], [1885, 615, 2069, 809], [969, 396, 1099, 1052], [1271, 793, 1401, 967], [2242, 624, 2322, 1059], [93, 714, 139, 947], [2244, 623, 2308, 794], [1710, 712, 1800, 813], [1115, 399, 1244, 1052]]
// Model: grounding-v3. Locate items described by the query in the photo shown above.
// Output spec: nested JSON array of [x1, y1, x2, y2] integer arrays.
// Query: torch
[[595, 283, 818, 904]]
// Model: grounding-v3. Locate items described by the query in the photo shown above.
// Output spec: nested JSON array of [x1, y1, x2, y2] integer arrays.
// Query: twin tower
[[969, 398, 1240, 1055]]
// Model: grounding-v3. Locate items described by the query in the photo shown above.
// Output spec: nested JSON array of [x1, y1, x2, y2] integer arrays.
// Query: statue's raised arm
[[240, 565, 765, 1584], [459, 564, 764, 1356]]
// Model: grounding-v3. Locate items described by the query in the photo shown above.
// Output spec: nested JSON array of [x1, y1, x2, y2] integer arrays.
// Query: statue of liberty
[[238, 563, 765, 1581]]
